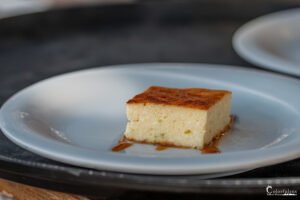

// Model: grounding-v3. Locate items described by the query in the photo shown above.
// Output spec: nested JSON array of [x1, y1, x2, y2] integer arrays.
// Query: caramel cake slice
[[124, 86, 232, 149]]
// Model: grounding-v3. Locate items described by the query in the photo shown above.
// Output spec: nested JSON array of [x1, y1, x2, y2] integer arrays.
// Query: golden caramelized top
[[127, 86, 231, 110]]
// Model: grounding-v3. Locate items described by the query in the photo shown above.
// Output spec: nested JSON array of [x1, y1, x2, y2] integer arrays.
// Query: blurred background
[[0, 0, 300, 199], [1, 0, 300, 97], [0, 0, 133, 18]]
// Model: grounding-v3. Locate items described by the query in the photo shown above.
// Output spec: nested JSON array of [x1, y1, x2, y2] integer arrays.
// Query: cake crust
[[127, 86, 231, 110]]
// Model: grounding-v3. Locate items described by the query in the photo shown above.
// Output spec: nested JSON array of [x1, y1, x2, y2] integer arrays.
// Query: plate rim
[[1, 63, 300, 175], [233, 8, 300, 77]]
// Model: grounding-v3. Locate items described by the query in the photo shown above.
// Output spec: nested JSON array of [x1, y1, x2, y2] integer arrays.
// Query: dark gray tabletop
[[0, 1, 299, 199]]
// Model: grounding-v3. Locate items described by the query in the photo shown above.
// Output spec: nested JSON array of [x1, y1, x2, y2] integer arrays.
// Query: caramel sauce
[[155, 145, 168, 151], [201, 146, 220, 153], [201, 136, 222, 154], [201, 115, 235, 154], [111, 142, 133, 152], [111, 136, 133, 152]]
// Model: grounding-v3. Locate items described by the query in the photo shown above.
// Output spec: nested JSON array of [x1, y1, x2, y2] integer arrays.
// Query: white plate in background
[[233, 8, 300, 77]]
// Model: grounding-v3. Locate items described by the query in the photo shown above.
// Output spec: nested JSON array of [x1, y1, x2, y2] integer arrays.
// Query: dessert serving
[[123, 86, 232, 150]]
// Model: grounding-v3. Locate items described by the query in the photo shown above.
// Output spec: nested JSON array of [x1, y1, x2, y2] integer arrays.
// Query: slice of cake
[[124, 86, 232, 149]]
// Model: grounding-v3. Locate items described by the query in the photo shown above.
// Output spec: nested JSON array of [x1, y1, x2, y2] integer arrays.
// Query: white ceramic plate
[[233, 8, 300, 77], [1, 63, 300, 175]]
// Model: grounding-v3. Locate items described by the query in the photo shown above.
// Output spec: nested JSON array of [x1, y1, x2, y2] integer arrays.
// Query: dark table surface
[[0, 0, 299, 199]]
